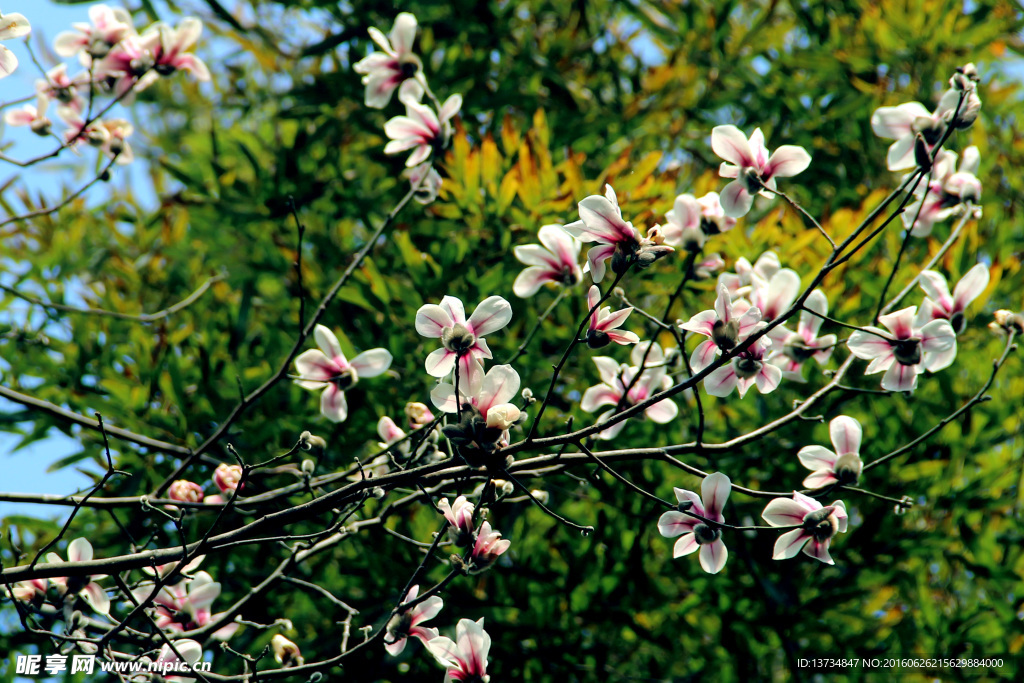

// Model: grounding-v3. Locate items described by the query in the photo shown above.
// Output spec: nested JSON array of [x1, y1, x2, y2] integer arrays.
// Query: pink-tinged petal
[[413, 595, 444, 624], [865, 353, 896, 375], [881, 362, 919, 392], [385, 636, 408, 656], [812, 334, 837, 364], [607, 330, 640, 345], [597, 307, 632, 332], [597, 411, 628, 440], [631, 340, 665, 367], [293, 352, 334, 387], [424, 348, 456, 377], [312, 325, 344, 363], [513, 266, 554, 298], [378, 416, 404, 443], [719, 162, 740, 178], [586, 244, 616, 283], [672, 533, 700, 558], [772, 529, 810, 560], [762, 269, 801, 321], [797, 445, 838, 471], [846, 328, 894, 360], [719, 180, 754, 218], [754, 363, 782, 394], [0, 13, 31, 41], [673, 487, 704, 513], [886, 135, 917, 171], [803, 470, 839, 488], [68, 537, 94, 563], [765, 145, 811, 179], [477, 365, 520, 414], [761, 498, 809, 527], [699, 539, 728, 574], [829, 416, 862, 456], [657, 511, 694, 538], [415, 304, 454, 337], [467, 296, 512, 337], [351, 348, 392, 377], [404, 144, 431, 168], [704, 365, 738, 397], [426, 635, 460, 668], [538, 224, 580, 263], [800, 289, 828, 340], [53, 31, 86, 57], [581, 385, 620, 412], [688, 339, 720, 373], [438, 94, 462, 123], [586, 285, 601, 325], [472, 337, 493, 361], [578, 195, 637, 243], [918, 270, 952, 310], [514, 244, 559, 268], [187, 581, 221, 611], [321, 385, 349, 422], [389, 12, 417, 54], [952, 263, 989, 313], [644, 398, 678, 424], [82, 581, 110, 615], [592, 356, 622, 387], [923, 342, 956, 372], [735, 375, 756, 398], [680, 310, 717, 337], [870, 102, 930, 138], [919, 319, 956, 353], [439, 296, 466, 325], [701, 472, 731, 520], [737, 308, 765, 339], [458, 355, 485, 396], [711, 125, 754, 167], [714, 282, 733, 322], [748, 128, 769, 167], [410, 625, 439, 645], [430, 383, 458, 414], [802, 539, 834, 565]]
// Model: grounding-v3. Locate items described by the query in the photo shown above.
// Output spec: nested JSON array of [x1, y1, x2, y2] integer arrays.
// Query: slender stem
[[0, 156, 120, 229], [504, 288, 569, 364]]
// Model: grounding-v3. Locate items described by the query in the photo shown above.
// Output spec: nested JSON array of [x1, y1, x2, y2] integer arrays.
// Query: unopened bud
[[30, 117, 52, 137], [372, 486, 386, 499], [168, 480, 204, 504], [271, 634, 304, 668], [299, 431, 327, 451], [405, 402, 435, 427], [530, 489, 549, 505], [301, 459, 316, 476], [913, 133, 932, 171], [486, 403, 521, 430], [521, 388, 534, 404]]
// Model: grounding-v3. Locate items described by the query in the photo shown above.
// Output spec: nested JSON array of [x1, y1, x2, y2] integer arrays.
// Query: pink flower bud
[[212, 464, 243, 493], [168, 480, 204, 503]]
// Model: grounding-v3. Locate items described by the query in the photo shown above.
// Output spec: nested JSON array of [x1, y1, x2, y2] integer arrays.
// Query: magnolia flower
[[718, 251, 780, 298], [745, 266, 801, 323], [712, 125, 812, 217], [404, 162, 443, 204], [144, 639, 204, 683], [384, 92, 462, 167], [469, 521, 511, 573], [657, 472, 731, 574], [762, 493, 848, 565], [0, 11, 31, 79], [847, 306, 956, 392], [405, 401, 435, 428], [168, 480, 204, 503], [767, 289, 837, 382], [581, 343, 678, 440], [431, 362, 522, 451], [35, 64, 87, 115], [293, 324, 393, 422], [135, 570, 238, 640], [3, 95, 50, 135], [870, 101, 947, 171], [93, 33, 158, 96], [98, 118, 134, 164], [144, 18, 210, 80], [693, 253, 726, 281], [353, 12, 424, 108], [902, 147, 982, 236], [57, 106, 109, 149], [271, 634, 304, 667], [416, 295, 512, 384], [54, 4, 134, 60], [4, 579, 47, 602], [427, 618, 491, 682], [661, 192, 737, 249], [798, 416, 864, 488], [45, 538, 109, 615], [212, 464, 243, 494], [386, 585, 442, 656], [585, 285, 638, 348], [703, 336, 781, 398], [142, 555, 205, 580], [680, 282, 764, 371], [918, 263, 989, 337], [377, 415, 436, 464], [438, 495, 476, 545], [562, 185, 644, 283], [512, 224, 583, 297]]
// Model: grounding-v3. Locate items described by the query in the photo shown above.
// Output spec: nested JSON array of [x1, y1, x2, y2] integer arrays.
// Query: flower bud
[[301, 459, 316, 476], [168, 480, 204, 503], [521, 388, 534, 404], [30, 117, 52, 137], [372, 486, 386, 499], [212, 463, 243, 493], [486, 403, 521, 430], [913, 133, 932, 171], [298, 431, 327, 451], [405, 402, 435, 428], [530, 489, 549, 505], [271, 634, 304, 668]]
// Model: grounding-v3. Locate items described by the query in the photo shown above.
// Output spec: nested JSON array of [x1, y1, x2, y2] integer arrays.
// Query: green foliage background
[[2, 0, 1024, 681]]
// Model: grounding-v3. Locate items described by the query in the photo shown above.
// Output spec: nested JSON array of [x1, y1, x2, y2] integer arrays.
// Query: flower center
[[610, 240, 639, 275], [912, 116, 946, 145], [693, 522, 722, 545], [892, 338, 922, 366], [833, 453, 863, 484], [586, 330, 610, 349], [783, 337, 818, 362], [331, 367, 358, 390], [87, 35, 113, 58], [742, 167, 763, 194], [558, 264, 578, 286], [950, 311, 965, 335], [803, 506, 839, 542], [398, 56, 420, 79], [442, 323, 476, 355], [734, 356, 761, 379], [711, 319, 739, 351], [129, 54, 156, 77]]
